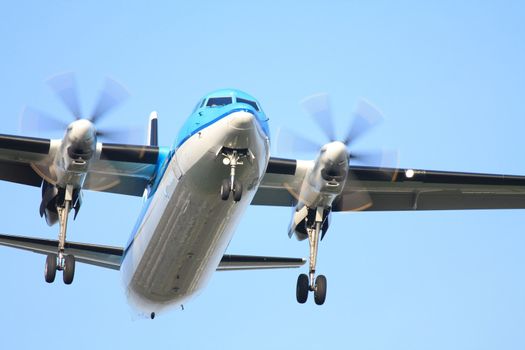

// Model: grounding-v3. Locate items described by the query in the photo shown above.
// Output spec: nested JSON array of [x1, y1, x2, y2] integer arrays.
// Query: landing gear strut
[[220, 149, 245, 202], [44, 184, 76, 285], [296, 207, 327, 305]]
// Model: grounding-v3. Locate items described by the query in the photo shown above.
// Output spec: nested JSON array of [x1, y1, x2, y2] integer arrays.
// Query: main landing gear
[[220, 149, 246, 202], [296, 207, 327, 305], [44, 184, 76, 285]]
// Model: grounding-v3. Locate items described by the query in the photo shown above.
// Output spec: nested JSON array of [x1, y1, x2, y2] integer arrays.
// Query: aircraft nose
[[228, 111, 255, 130]]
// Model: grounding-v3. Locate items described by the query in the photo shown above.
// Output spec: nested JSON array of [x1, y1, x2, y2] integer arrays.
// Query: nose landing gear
[[220, 149, 246, 202], [296, 207, 327, 305], [44, 184, 76, 285]]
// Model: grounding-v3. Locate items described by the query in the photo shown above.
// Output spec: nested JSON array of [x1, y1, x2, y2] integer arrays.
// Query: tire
[[296, 274, 309, 304], [63, 255, 75, 285], [233, 181, 243, 202], [44, 254, 57, 283], [314, 275, 327, 305], [220, 179, 231, 200]]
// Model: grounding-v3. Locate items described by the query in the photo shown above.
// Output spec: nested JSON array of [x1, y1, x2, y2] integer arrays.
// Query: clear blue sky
[[1, 1, 525, 349]]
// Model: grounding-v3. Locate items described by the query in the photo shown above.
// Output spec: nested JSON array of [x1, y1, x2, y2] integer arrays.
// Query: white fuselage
[[120, 112, 269, 314]]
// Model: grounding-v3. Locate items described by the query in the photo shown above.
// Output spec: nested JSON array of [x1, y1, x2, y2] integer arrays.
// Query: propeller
[[278, 93, 399, 212], [278, 93, 396, 168], [20, 72, 133, 142]]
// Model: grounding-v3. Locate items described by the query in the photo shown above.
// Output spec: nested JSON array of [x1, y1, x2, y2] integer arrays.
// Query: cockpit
[[206, 97, 232, 108], [198, 95, 260, 112], [178, 89, 270, 149]]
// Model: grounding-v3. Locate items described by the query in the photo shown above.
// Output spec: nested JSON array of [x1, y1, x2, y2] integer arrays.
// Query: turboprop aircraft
[[2, 73, 525, 318]]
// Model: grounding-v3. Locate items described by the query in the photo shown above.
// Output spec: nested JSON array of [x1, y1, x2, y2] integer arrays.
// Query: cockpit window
[[206, 97, 232, 107], [236, 97, 259, 111]]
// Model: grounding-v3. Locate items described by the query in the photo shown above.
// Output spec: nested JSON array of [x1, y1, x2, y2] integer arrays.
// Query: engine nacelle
[[287, 141, 348, 240]]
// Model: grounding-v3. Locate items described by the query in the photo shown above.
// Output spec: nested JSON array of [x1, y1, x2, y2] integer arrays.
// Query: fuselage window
[[206, 97, 232, 107], [236, 97, 259, 111]]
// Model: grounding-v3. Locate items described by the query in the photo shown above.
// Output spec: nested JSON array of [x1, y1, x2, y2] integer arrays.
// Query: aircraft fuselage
[[121, 91, 270, 314]]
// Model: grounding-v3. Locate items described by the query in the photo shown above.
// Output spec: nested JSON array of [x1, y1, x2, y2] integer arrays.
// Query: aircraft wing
[[335, 166, 525, 211], [0, 234, 305, 271], [0, 133, 170, 196], [251, 157, 307, 207], [0, 234, 123, 269], [83, 143, 170, 196], [252, 157, 525, 211], [0, 134, 59, 187]]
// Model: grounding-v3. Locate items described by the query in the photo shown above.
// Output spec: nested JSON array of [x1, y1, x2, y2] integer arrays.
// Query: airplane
[[2, 73, 525, 319]]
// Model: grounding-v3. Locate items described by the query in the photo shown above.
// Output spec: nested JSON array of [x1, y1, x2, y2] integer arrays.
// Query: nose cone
[[77, 119, 96, 134], [228, 111, 255, 130], [324, 141, 348, 161], [68, 119, 96, 141], [331, 141, 347, 153]]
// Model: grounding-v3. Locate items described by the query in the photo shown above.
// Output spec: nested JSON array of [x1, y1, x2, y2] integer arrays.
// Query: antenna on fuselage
[[148, 111, 158, 146]]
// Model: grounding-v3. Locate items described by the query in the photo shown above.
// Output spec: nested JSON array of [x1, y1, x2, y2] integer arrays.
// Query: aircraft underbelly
[[123, 113, 269, 314]]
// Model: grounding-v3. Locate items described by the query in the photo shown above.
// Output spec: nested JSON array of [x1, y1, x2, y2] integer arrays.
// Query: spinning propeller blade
[[279, 94, 390, 166], [300, 93, 337, 142], [349, 149, 398, 168], [21, 74, 135, 143], [277, 128, 322, 155], [19, 107, 68, 135], [96, 127, 144, 144], [47, 72, 82, 120], [90, 78, 130, 124], [343, 99, 383, 146]]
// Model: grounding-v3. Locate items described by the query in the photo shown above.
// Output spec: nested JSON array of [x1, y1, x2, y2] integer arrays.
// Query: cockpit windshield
[[236, 97, 259, 111], [206, 97, 232, 107]]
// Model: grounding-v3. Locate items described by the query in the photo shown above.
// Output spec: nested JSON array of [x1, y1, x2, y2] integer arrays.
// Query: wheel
[[296, 273, 309, 304], [314, 275, 327, 305], [220, 179, 231, 200], [44, 254, 57, 283], [63, 255, 75, 285], [232, 181, 243, 202]]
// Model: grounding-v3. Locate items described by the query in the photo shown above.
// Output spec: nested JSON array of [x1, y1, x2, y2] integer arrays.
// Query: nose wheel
[[44, 184, 76, 285], [296, 207, 328, 305], [220, 149, 245, 202]]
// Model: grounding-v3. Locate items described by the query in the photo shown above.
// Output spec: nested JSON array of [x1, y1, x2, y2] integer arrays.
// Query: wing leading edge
[[0, 234, 305, 271], [253, 157, 525, 211]]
